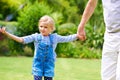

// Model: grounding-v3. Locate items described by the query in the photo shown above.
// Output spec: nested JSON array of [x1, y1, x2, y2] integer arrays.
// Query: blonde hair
[[39, 15, 55, 32]]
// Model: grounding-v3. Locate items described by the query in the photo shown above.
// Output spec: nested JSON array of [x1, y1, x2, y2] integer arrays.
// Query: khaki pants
[[101, 32, 120, 80]]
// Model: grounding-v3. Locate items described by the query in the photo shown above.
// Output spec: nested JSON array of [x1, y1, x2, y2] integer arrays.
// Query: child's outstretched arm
[[0, 27, 23, 43]]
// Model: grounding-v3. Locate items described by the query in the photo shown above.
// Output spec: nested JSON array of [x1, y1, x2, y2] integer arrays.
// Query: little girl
[[0, 15, 79, 80]]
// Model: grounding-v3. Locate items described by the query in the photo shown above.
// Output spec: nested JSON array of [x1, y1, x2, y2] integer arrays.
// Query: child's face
[[39, 22, 52, 36]]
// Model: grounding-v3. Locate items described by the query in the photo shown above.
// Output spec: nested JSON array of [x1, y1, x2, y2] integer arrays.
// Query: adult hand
[[77, 25, 86, 41]]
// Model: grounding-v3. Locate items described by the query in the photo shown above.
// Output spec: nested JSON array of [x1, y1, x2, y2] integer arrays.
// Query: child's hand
[[0, 26, 6, 34], [77, 32, 86, 41]]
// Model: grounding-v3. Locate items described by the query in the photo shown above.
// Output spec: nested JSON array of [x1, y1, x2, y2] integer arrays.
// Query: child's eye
[[40, 26, 43, 28], [45, 27, 48, 28]]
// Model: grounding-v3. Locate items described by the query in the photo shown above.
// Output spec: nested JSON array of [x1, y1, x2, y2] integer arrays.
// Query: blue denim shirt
[[22, 33, 77, 77]]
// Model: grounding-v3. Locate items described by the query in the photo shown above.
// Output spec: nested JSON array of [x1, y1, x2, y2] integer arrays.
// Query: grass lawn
[[0, 57, 101, 80]]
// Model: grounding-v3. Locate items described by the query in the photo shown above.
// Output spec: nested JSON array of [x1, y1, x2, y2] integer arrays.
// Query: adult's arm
[[77, 0, 98, 41]]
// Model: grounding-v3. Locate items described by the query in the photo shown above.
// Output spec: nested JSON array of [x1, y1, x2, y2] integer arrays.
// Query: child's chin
[[42, 34, 49, 36]]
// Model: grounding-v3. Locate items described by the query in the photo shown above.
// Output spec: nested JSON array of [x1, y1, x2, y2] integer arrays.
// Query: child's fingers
[[77, 34, 86, 41], [0, 27, 2, 32], [0, 27, 6, 34], [2, 27, 6, 30]]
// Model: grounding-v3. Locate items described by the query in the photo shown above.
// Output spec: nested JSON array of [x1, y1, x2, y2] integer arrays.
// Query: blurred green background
[[0, 0, 104, 58]]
